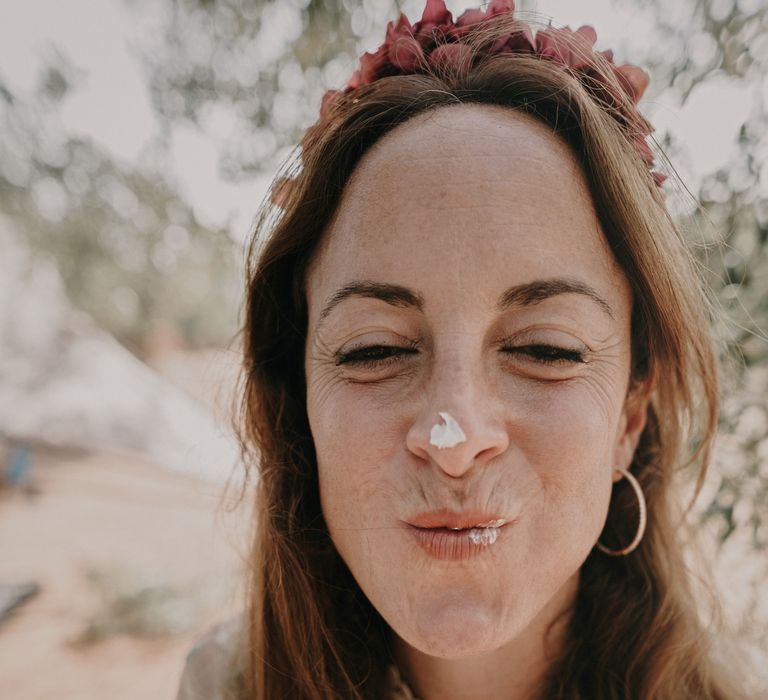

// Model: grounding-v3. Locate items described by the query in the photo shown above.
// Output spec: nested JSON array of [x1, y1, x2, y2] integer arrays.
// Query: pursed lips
[[404, 508, 509, 530]]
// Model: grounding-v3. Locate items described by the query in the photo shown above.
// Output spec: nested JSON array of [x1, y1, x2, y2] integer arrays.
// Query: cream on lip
[[444, 520, 505, 546], [408, 521, 508, 560], [468, 526, 500, 545]]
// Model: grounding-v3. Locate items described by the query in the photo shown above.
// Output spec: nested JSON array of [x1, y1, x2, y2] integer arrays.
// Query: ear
[[612, 371, 656, 483]]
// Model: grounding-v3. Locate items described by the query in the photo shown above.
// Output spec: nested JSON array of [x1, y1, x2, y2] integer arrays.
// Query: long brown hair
[[230, 14, 745, 699]]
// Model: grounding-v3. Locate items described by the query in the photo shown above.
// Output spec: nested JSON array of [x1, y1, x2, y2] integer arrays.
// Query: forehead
[[307, 103, 630, 318]]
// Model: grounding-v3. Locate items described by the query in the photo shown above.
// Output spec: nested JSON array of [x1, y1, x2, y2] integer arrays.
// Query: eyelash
[[335, 343, 586, 369], [335, 343, 419, 369], [503, 344, 586, 365]]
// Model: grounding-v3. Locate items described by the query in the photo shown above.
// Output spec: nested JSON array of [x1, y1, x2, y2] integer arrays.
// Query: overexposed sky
[[0, 0, 156, 161], [0, 0, 756, 238], [0, 0, 264, 238]]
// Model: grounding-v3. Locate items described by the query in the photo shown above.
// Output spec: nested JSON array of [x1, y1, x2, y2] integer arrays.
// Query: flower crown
[[274, 0, 665, 206]]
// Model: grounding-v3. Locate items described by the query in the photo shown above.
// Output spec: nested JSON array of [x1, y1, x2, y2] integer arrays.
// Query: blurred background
[[0, 0, 766, 697]]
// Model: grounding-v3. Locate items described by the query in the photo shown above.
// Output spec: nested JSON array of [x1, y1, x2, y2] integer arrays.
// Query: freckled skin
[[303, 104, 652, 700]]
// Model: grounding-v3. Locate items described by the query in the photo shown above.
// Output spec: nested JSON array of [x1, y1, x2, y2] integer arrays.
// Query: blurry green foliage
[[0, 66, 241, 353]]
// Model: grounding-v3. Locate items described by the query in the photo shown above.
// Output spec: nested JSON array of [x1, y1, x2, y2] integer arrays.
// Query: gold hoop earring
[[596, 466, 647, 556]]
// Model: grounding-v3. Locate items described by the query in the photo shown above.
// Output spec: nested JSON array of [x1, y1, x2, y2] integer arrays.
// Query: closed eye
[[502, 344, 586, 365], [335, 343, 585, 369], [335, 343, 419, 369]]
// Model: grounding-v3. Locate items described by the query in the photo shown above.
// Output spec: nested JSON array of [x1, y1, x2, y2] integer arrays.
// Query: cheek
[[307, 379, 403, 550], [511, 366, 622, 463], [516, 382, 620, 545]]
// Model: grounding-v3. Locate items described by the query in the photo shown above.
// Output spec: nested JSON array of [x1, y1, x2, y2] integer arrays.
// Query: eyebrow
[[499, 277, 614, 320], [318, 281, 425, 323], [317, 276, 614, 324]]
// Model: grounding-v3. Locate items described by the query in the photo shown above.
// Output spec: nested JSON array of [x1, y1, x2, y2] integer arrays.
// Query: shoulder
[[175, 614, 246, 700]]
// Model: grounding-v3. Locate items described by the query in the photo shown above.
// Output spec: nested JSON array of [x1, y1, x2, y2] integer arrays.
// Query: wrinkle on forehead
[[324, 106, 600, 265], [350, 103, 589, 203], [307, 103, 594, 284]]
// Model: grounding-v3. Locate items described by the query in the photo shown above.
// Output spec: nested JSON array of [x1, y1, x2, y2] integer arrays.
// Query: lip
[[406, 521, 510, 561], [402, 509, 512, 562], [404, 508, 508, 530]]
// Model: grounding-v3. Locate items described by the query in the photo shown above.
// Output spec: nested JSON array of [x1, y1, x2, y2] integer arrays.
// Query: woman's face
[[304, 104, 650, 658]]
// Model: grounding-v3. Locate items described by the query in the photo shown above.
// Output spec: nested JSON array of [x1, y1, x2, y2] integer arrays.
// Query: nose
[[405, 366, 510, 479]]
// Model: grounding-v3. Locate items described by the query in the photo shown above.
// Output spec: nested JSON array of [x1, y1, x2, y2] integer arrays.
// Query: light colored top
[[175, 616, 245, 700], [175, 615, 420, 700]]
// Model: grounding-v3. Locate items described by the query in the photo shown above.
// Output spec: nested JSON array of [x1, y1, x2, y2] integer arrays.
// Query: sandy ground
[[0, 446, 252, 700]]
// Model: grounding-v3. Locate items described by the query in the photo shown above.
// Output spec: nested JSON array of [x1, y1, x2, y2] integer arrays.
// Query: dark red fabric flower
[[285, 0, 666, 208], [353, 42, 391, 86], [453, 0, 516, 37], [410, 0, 455, 51], [428, 42, 475, 73], [492, 26, 535, 54], [419, 0, 454, 26], [386, 14, 425, 72], [615, 64, 649, 103], [536, 25, 598, 71]]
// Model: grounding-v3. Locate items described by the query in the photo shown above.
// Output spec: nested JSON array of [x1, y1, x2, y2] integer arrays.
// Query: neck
[[390, 573, 577, 700]]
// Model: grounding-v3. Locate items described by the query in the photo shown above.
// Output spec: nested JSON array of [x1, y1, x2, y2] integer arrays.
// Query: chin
[[395, 590, 512, 658]]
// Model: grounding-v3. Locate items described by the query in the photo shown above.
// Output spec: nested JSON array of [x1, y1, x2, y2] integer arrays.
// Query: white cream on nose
[[429, 411, 467, 449]]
